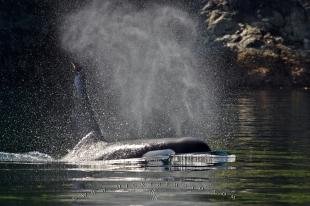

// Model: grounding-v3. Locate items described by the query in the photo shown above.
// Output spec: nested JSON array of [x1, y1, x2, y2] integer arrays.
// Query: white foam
[[0, 151, 53, 162]]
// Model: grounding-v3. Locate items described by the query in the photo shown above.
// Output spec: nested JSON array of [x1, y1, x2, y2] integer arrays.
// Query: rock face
[[201, 0, 310, 87]]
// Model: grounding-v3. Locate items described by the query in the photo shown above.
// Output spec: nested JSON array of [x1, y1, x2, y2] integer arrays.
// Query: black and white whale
[[63, 63, 211, 161]]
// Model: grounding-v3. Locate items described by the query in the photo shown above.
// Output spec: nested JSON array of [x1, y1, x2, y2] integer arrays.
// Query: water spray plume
[[61, 0, 212, 140]]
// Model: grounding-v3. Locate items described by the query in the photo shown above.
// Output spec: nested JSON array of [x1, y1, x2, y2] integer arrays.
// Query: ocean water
[[0, 89, 309, 205]]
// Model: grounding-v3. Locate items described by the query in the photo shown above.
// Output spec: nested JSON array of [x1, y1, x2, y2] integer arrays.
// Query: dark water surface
[[1, 89, 310, 205]]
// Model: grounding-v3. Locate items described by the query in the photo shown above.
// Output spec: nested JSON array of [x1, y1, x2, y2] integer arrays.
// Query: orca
[[64, 63, 211, 161]]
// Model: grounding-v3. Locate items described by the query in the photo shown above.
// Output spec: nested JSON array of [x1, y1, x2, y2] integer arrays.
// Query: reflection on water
[[0, 89, 310, 205]]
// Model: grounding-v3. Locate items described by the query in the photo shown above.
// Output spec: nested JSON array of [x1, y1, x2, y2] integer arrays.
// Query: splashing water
[[0, 151, 53, 162], [61, 1, 211, 139]]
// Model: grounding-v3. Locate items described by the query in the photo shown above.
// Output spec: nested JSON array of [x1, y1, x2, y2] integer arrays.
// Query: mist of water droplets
[[61, 0, 213, 139]]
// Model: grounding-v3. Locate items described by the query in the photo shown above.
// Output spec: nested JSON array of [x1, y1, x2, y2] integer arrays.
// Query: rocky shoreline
[[201, 0, 310, 87]]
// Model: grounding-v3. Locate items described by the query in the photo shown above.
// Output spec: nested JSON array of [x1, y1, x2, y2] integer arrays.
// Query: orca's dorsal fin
[[72, 131, 97, 149], [71, 62, 106, 142]]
